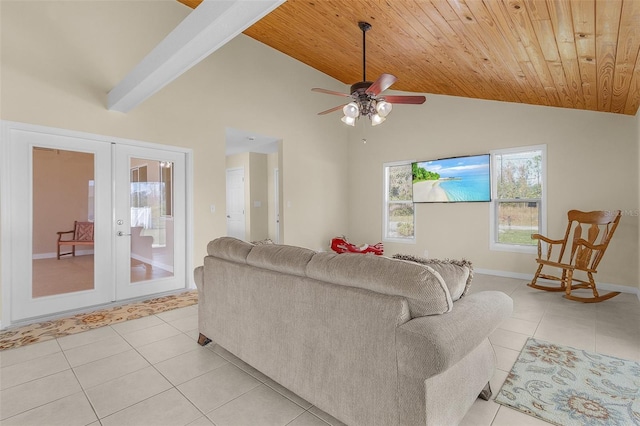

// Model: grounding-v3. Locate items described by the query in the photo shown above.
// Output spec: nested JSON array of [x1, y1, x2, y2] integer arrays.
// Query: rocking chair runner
[[57, 221, 94, 259], [528, 210, 621, 303]]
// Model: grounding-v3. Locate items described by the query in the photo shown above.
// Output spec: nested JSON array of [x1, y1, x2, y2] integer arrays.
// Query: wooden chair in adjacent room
[[528, 210, 622, 303], [57, 221, 94, 259]]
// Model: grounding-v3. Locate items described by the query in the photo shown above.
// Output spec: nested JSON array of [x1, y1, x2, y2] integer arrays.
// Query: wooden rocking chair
[[528, 210, 621, 303], [57, 221, 94, 259]]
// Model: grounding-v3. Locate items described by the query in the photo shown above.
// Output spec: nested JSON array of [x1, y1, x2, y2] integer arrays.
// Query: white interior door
[[114, 144, 187, 300], [6, 127, 113, 322], [226, 167, 246, 240]]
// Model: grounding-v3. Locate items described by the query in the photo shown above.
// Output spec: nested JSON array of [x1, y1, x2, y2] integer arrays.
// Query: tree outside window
[[384, 163, 415, 241]]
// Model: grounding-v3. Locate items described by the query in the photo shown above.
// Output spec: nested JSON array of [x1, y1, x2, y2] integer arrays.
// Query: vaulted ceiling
[[178, 0, 640, 116]]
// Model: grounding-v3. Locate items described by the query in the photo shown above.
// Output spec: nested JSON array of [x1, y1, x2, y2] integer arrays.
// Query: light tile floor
[[1, 275, 639, 426]]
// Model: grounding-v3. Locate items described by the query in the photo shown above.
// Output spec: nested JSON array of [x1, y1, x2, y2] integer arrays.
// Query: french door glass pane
[[130, 158, 174, 283], [32, 147, 95, 297]]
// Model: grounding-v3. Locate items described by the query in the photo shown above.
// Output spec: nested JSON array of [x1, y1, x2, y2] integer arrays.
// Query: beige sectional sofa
[[194, 237, 513, 426]]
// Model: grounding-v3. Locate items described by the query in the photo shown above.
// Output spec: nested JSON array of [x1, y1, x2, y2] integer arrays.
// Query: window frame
[[382, 160, 416, 244], [159, 161, 174, 217], [489, 145, 547, 254]]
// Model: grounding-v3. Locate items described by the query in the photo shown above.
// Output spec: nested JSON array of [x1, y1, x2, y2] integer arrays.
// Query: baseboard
[[33, 250, 94, 260], [475, 267, 640, 299], [131, 254, 174, 273], [33, 252, 170, 273]]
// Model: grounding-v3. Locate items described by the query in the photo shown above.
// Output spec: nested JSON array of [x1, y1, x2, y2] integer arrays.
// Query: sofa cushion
[[392, 255, 473, 300], [396, 291, 513, 378], [207, 237, 253, 263], [246, 244, 316, 277], [307, 252, 452, 317]]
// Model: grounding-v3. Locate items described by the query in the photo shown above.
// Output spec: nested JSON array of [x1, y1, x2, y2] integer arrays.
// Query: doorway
[[1, 122, 191, 326], [225, 127, 282, 243]]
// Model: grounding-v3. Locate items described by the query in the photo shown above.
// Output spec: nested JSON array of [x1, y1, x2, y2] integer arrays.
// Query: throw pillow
[[391, 254, 473, 300], [251, 238, 274, 245]]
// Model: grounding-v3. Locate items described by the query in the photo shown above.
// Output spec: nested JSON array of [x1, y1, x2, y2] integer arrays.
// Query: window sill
[[383, 237, 416, 244], [490, 242, 536, 254]]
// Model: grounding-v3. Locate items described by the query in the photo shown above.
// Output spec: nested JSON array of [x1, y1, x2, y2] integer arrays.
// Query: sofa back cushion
[[247, 244, 316, 277], [207, 237, 253, 263], [307, 252, 453, 317], [206, 237, 454, 318]]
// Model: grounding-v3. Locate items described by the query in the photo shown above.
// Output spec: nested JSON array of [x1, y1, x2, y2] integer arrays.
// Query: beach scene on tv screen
[[412, 155, 490, 202]]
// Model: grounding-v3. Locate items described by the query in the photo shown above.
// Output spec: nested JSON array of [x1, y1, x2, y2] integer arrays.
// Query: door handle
[[117, 231, 132, 236], [227, 215, 231, 218]]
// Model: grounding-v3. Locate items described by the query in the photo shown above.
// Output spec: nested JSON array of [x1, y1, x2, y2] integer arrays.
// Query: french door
[[114, 144, 186, 300], [2, 123, 188, 325]]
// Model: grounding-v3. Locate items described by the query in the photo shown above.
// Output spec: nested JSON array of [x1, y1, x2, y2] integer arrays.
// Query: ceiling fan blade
[[318, 104, 346, 115], [365, 73, 397, 96], [312, 88, 351, 97], [381, 95, 426, 105]]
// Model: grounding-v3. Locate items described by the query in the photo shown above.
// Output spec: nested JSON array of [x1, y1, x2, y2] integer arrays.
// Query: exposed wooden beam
[[108, 0, 285, 112]]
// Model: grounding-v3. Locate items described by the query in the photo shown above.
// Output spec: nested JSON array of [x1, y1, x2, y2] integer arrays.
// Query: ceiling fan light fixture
[[376, 100, 392, 117], [371, 114, 385, 126], [343, 102, 360, 118], [341, 115, 356, 126]]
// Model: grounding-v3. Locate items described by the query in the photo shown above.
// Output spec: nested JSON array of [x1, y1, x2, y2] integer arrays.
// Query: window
[[383, 162, 415, 242], [490, 145, 546, 252]]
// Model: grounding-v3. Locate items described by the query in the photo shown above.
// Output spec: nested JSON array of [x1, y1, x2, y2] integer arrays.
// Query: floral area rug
[[495, 337, 640, 426], [0, 290, 198, 351]]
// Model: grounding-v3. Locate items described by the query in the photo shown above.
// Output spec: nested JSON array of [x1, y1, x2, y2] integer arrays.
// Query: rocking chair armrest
[[574, 238, 606, 251], [537, 258, 575, 270], [531, 234, 564, 245]]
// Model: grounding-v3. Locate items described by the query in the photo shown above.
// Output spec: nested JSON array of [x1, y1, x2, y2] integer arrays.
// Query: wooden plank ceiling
[[179, 0, 640, 115]]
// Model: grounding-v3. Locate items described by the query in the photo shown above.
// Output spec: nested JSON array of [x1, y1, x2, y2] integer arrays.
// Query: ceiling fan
[[312, 21, 426, 126]]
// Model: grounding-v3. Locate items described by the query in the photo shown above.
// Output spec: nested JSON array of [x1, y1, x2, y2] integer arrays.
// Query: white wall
[[249, 153, 269, 242], [348, 94, 640, 290], [0, 1, 350, 311]]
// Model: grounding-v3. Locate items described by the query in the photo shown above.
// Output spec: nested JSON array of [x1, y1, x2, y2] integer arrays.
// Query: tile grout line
[[62, 316, 189, 423], [0, 339, 84, 422], [201, 340, 333, 424]]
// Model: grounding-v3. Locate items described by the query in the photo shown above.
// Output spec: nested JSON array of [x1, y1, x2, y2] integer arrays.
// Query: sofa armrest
[[194, 266, 204, 293], [396, 291, 513, 379]]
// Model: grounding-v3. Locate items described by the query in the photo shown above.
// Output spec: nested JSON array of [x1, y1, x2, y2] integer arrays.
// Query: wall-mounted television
[[412, 154, 491, 203]]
